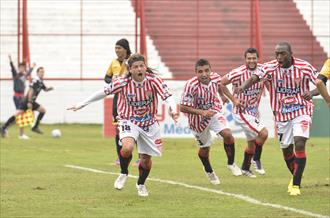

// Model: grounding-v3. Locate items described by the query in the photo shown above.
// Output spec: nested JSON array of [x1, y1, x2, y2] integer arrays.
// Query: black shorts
[[13, 96, 24, 109], [112, 93, 119, 122], [17, 99, 40, 111]]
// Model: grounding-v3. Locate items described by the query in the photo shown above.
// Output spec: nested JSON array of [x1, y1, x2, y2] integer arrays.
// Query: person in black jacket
[[9, 54, 35, 109]]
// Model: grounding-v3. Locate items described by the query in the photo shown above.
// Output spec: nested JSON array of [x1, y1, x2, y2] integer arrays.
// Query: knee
[[220, 129, 234, 142], [259, 128, 268, 140], [294, 137, 307, 151], [140, 154, 152, 169], [198, 147, 209, 157], [40, 107, 46, 113], [121, 138, 135, 155]]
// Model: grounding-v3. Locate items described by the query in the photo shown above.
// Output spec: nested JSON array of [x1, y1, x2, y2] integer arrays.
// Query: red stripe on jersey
[[180, 72, 223, 133], [110, 74, 172, 127], [256, 57, 316, 121], [227, 64, 264, 118]]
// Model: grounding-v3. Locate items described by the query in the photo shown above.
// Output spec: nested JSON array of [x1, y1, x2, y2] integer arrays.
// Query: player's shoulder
[[262, 59, 278, 72], [293, 57, 317, 73], [31, 76, 42, 84], [229, 65, 247, 75], [113, 75, 130, 85], [210, 72, 222, 83], [184, 76, 199, 88], [146, 73, 162, 83]]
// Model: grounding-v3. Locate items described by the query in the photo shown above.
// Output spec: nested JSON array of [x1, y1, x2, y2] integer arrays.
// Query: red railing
[[135, 0, 147, 59], [250, 0, 263, 62]]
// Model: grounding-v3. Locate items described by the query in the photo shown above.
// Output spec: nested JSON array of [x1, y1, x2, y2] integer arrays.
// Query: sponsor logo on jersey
[[276, 86, 301, 95], [243, 88, 261, 96], [127, 93, 136, 98], [281, 96, 298, 105], [281, 104, 304, 113], [197, 102, 214, 110], [128, 96, 154, 107], [130, 113, 152, 123]]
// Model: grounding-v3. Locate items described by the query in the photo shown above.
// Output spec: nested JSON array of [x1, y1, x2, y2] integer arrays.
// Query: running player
[[221, 48, 268, 177], [180, 59, 242, 185], [237, 42, 318, 195], [68, 53, 178, 197]]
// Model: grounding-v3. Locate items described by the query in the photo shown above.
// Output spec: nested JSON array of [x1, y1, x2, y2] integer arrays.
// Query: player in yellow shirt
[[104, 38, 132, 165], [303, 59, 330, 107]]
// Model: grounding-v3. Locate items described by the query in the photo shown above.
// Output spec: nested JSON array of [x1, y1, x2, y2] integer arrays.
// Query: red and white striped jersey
[[227, 64, 264, 118], [254, 57, 318, 122], [180, 72, 223, 133], [104, 73, 172, 127]]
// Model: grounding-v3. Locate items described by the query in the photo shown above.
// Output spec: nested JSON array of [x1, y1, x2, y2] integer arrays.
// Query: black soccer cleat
[[31, 127, 43, 134], [1, 127, 8, 138]]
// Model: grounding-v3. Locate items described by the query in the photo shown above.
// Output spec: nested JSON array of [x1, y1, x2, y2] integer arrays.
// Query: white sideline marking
[[65, 164, 329, 218]]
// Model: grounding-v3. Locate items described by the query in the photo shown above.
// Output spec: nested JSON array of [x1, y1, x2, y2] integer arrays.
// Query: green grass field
[[1, 124, 329, 218]]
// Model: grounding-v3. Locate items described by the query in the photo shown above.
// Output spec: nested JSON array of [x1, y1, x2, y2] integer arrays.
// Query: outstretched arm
[[9, 55, 17, 78], [67, 89, 108, 111]]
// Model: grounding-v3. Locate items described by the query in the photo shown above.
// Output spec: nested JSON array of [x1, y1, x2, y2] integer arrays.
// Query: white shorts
[[192, 112, 229, 147], [233, 113, 265, 141], [276, 115, 312, 149], [118, 119, 162, 157]]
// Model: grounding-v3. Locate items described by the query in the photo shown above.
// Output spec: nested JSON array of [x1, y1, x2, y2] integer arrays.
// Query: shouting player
[[68, 53, 178, 197], [237, 42, 318, 195]]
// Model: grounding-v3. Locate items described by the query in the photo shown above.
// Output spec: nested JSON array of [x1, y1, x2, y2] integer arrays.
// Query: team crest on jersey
[[265, 74, 272, 81], [127, 93, 136, 98], [146, 90, 153, 98]]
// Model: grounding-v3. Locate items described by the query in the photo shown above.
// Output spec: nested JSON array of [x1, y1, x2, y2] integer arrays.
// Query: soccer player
[[104, 38, 135, 166], [221, 48, 268, 178], [68, 53, 178, 197], [237, 42, 318, 195], [1, 67, 54, 139], [180, 59, 242, 185], [302, 59, 330, 107]]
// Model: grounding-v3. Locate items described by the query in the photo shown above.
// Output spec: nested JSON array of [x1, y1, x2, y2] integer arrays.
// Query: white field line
[[64, 164, 329, 218]]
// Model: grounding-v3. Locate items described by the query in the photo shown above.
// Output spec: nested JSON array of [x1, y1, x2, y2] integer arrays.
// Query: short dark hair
[[36, 67, 44, 72], [244, 48, 259, 58], [277, 42, 292, 53], [116, 38, 131, 57], [195, 59, 211, 71]]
